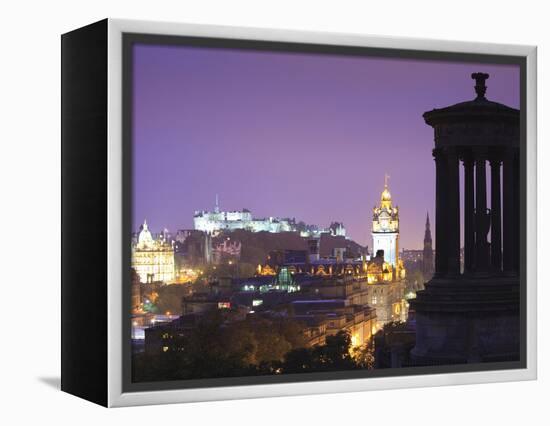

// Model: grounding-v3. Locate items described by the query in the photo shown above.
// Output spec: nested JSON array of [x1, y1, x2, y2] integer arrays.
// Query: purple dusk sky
[[132, 43, 519, 249]]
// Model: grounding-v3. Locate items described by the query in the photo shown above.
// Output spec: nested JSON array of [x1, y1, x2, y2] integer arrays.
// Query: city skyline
[[132, 43, 519, 249]]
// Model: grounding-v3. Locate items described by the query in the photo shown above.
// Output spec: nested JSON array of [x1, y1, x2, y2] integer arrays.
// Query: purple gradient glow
[[132, 44, 519, 249]]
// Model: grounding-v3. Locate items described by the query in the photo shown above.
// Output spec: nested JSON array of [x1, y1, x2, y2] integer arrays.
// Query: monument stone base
[[410, 275, 520, 365]]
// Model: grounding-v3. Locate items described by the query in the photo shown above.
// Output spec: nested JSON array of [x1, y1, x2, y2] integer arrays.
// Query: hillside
[[215, 229, 366, 265]]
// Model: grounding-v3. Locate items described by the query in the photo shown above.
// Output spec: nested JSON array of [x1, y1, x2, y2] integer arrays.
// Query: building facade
[[328, 221, 346, 237], [132, 220, 175, 284], [212, 238, 242, 264], [131, 268, 141, 314]]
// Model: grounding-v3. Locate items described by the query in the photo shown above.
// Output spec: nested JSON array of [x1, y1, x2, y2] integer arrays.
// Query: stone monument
[[410, 73, 520, 364]]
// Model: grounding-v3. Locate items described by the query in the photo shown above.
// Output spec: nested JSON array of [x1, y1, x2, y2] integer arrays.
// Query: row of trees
[[281, 333, 374, 374], [132, 311, 374, 382]]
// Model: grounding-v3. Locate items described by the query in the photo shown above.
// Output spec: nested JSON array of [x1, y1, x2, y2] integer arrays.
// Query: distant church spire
[[215, 194, 220, 213], [424, 212, 432, 244], [423, 212, 434, 280]]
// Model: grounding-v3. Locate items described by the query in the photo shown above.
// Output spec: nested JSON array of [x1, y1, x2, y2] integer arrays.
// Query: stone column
[[446, 147, 461, 276], [513, 149, 520, 273], [502, 147, 515, 274], [463, 152, 475, 275], [474, 149, 490, 272], [433, 148, 448, 278], [490, 156, 502, 272]]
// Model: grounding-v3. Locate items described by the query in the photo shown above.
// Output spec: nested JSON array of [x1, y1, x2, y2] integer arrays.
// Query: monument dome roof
[[423, 72, 519, 126]]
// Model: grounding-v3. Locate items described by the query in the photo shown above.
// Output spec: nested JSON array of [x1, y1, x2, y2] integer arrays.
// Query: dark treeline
[[132, 311, 374, 382]]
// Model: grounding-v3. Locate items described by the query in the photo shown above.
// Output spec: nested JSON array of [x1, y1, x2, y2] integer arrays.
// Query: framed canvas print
[[61, 19, 537, 407]]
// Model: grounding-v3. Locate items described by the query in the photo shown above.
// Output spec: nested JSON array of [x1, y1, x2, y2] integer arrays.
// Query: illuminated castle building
[[132, 220, 175, 284], [372, 176, 400, 268], [193, 195, 294, 234], [193, 195, 347, 237]]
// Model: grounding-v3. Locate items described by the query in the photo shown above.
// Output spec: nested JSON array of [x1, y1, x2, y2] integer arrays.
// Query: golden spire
[[381, 173, 392, 207]]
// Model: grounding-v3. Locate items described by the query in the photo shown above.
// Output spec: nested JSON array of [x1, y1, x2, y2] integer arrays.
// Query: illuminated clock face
[[380, 217, 389, 229]]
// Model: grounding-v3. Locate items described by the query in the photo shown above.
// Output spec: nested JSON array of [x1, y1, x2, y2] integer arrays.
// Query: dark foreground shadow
[[38, 376, 61, 390]]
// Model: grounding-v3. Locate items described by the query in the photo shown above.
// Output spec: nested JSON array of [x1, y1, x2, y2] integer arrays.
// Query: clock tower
[[372, 175, 399, 267]]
